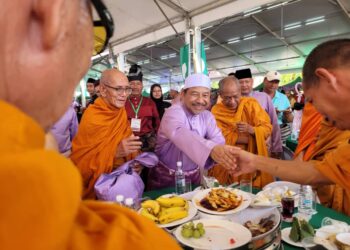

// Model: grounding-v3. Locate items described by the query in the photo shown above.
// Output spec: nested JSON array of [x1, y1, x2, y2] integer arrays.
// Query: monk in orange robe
[[294, 103, 350, 214], [0, 1, 180, 249], [209, 76, 273, 188], [71, 69, 142, 199]]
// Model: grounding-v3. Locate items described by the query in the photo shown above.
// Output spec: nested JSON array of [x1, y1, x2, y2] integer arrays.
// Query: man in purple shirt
[[148, 73, 236, 190], [235, 68, 283, 158], [50, 103, 78, 157]]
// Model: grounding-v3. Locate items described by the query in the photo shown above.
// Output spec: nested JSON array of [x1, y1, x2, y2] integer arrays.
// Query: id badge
[[131, 118, 141, 132]]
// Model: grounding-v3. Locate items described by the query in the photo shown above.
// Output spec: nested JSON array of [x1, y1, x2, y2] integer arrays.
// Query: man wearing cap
[[263, 71, 293, 126], [148, 73, 236, 189], [125, 64, 160, 152], [235, 68, 283, 158], [209, 76, 273, 188]]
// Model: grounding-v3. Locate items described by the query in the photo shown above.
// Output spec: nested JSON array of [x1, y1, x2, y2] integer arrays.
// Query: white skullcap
[[183, 73, 211, 90]]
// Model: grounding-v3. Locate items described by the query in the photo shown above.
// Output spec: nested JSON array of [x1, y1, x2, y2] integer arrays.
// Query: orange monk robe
[[209, 97, 273, 188], [307, 121, 350, 215], [294, 102, 323, 160], [71, 97, 136, 199], [0, 100, 180, 250]]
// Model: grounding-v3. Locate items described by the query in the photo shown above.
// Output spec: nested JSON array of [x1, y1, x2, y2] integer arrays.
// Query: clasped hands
[[210, 145, 256, 176]]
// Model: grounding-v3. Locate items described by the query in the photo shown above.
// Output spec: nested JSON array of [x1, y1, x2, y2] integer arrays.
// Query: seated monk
[[71, 69, 142, 199], [0, 0, 180, 249], [209, 76, 273, 188], [295, 103, 350, 214]]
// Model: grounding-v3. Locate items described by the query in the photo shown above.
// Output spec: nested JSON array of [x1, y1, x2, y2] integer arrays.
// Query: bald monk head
[[99, 69, 132, 108], [303, 39, 350, 130], [0, 0, 93, 131], [219, 76, 242, 111]]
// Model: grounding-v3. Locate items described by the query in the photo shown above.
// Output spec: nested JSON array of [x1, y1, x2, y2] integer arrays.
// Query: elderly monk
[[294, 103, 350, 214], [235, 68, 283, 158], [148, 73, 236, 190], [0, 1, 180, 249], [231, 39, 350, 216], [209, 77, 273, 188], [71, 69, 142, 199]]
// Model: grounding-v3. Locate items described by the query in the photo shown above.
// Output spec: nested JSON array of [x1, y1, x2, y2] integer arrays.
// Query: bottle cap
[[176, 161, 182, 168], [116, 195, 124, 202], [125, 198, 134, 206]]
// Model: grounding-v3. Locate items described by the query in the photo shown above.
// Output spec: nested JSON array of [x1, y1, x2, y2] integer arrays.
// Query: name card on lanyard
[[129, 96, 143, 132]]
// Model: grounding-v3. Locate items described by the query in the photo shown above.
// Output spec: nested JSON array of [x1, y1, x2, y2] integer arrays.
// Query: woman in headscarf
[[150, 84, 171, 120]]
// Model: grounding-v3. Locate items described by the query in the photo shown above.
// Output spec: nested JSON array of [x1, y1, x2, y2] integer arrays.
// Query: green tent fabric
[[253, 76, 303, 91]]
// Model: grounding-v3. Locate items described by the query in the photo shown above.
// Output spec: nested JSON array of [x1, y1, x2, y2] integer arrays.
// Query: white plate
[[192, 188, 251, 215], [281, 227, 316, 248], [264, 181, 300, 192], [174, 219, 252, 250]]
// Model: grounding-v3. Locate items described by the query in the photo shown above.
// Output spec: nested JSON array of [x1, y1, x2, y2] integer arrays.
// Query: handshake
[[209, 145, 256, 176]]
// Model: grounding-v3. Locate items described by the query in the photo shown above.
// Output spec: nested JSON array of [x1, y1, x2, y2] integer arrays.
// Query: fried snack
[[199, 188, 243, 212]]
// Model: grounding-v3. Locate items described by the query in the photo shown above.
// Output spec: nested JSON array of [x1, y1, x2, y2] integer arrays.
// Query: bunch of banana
[[140, 196, 189, 224]]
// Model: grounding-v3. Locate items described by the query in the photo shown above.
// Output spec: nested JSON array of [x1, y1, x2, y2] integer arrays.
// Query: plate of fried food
[[192, 188, 251, 215], [139, 195, 198, 228]]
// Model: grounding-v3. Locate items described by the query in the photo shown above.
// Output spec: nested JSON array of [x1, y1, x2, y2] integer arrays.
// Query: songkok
[[87, 78, 96, 84], [265, 71, 281, 81], [183, 73, 211, 90], [128, 64, 143, 82], [235, 68, 252, 80]]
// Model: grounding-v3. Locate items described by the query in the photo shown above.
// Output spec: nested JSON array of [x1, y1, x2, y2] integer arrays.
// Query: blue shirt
[[271, 91, 291, 125]]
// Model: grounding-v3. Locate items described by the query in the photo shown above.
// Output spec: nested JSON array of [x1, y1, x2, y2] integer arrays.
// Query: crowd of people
[[1, 0, 350, 249]]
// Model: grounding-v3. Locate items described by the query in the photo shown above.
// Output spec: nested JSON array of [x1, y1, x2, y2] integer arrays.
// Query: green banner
[[200, 42, 208, 76], [180, 44, 189, 79]]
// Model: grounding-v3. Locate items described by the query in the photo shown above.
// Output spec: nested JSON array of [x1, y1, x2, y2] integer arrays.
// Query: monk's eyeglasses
[[104, 83, 132, 95], [92, 0, 114, 55]]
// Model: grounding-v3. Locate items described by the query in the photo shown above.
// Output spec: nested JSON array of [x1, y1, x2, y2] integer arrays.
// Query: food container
[[230, 207, 282, 250]]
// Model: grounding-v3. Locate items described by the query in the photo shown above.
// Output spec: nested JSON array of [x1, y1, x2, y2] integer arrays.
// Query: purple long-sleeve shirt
[[51, 105, 78, 154], [148, 103, 225, 189], [249, 91, 283, 153]]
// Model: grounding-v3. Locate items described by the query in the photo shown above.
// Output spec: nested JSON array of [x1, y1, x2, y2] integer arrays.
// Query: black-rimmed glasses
[[91, 0, 114, 55], [104, 84, 132, 95]]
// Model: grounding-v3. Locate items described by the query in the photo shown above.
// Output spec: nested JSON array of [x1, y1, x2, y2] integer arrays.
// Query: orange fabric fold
[[0, 100, 180, 250], [308, 120, 350, 215], [71, 98, 134, 199], [209, 98, 273, 188], [294, 102, 323, 160]]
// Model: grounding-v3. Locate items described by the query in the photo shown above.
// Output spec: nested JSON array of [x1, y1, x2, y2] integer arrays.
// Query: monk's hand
[[116, 135, 142, 158], [230, 147, 257, 176], [210, 145, 236, 172], [236, 122, 254, 135]]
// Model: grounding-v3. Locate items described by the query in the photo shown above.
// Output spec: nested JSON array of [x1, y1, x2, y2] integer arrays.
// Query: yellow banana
[[156, 196, 186, 208], [159, 206, 187, 218], [158, 210, 188, 224], [140, 208, 159, 223], [141, 200, 160, 215]]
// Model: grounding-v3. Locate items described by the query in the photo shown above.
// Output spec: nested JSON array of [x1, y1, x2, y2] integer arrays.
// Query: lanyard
[[129, 96, 143, 118]]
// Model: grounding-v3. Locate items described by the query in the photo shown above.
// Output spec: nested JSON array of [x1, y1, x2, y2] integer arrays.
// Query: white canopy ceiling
[[89, 0, 350, 86]]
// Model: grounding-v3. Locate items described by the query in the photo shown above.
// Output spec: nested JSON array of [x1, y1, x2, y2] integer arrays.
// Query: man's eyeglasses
[[104, 84, 132, 95], [91, 0, 114, 55]]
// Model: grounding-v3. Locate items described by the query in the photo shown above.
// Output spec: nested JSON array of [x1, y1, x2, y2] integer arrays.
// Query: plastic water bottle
[[116, 194, 125, 206], [175, 161, 186, 194], [298, 185, 314, 215], [125, 198, 135, 210]]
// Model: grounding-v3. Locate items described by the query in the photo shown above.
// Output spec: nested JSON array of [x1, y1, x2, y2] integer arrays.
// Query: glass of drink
[[239, 178, 252, 193], [281, 195, 295, 222]]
